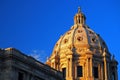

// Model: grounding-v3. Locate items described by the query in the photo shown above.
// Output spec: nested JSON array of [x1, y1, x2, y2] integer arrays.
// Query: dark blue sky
[[0, 0, 120, 78]]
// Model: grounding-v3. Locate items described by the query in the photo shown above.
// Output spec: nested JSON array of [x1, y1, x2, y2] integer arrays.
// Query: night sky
[[0, 0, 120, 79]]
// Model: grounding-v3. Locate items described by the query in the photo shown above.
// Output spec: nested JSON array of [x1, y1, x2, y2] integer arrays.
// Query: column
[[70, 58, 73, 78], [90, 58, 92, 77], [66, 58, 69, 78], [115, 66, 118, 80], [98, 64, 101, 80], [87, 58, 90, 80], [54, 62, 56, 69], [66, 55, 73, 80], [107, 63, 110, 80], [90, 58, 93, 79], [104, 57, 108, 80], [83, 62, 85, 78], [101, 63, 103, 80]]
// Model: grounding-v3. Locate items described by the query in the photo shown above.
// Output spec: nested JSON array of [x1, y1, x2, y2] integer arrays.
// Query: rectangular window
[[62, 68, 66, 79], [77, 66, 83, 77], [93, 67, 98, 78], [112, 73, 115, 80], [18, 72, 24, 80]]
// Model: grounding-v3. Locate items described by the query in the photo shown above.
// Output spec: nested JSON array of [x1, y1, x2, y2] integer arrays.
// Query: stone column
[[66, 58, 70, 78], [98, 63, 101, 80], [87, 54, 93, 80], [115, 66, 118, 80], [90, 58, 93, 80], [87, 58, 90, 80], [74, 60, 77, 79], [103, 57, 108, 80], [107, 63, 110, 80], [52, 62, 54, 68], [54, 62, 56, 69], [66, 54, 73, 80], [70, 58, 72, 77], [101, 63, 103, 80]]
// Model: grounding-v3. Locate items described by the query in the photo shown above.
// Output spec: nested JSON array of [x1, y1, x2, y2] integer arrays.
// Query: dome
[[46, 8, 118, 80], [51, 8, 109, 57]]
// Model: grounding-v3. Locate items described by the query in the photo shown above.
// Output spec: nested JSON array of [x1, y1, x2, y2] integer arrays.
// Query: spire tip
[[78, 7, 81, 13]]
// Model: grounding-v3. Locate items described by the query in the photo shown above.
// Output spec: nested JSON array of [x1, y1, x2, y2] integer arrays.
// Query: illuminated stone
[[46, 8, 118, 80]]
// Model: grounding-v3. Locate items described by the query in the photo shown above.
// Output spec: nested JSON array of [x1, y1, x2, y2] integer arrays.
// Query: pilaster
[[103, 54, 108, 80], [86, 53, 93, 80], [66, 54, 73, 80]]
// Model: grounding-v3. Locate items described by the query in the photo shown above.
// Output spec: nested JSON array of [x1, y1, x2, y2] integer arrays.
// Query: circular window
[[56, 43, 58, 47], [67, 31, 71, 34], [91, 38, 96, 42], [64, 39, 68, 43], [78, 30, 82, 33], [77, 36, 83, 41], [89, 31, 93, 34]]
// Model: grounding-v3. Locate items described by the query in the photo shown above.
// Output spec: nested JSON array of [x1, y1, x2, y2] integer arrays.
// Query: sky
[[0, 0, 120, 79]]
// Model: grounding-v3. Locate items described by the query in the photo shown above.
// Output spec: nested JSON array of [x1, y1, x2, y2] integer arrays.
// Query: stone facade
[[46, 8, 118, 80], [0, 48, 63, 80]]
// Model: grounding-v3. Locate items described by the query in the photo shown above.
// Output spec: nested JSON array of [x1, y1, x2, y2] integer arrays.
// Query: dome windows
[[56, 43, 58, 47], [67, 31, 71, 35], [89, 30, 94, 34], [64, 39, 68, 44], [92, 38, 95, 42], [91, 38, 96, 43], [78, 30, 82, 33], [77, 36, 83, 41]]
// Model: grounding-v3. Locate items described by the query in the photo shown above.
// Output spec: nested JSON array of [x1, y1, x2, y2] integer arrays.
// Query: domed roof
[[51, 8, 109, 57]]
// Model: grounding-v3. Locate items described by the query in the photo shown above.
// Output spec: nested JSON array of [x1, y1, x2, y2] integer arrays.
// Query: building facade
[[46, 8, 118, 80], [0, 48, 63, 80]]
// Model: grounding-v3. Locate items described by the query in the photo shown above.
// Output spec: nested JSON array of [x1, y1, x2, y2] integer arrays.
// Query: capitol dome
[[46, 8, 118, 80], [51, 8, 109, 57]]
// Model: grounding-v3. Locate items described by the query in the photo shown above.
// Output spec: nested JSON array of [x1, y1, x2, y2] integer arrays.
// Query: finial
[[47, 57, 49, 60], [74, 7, 86, 24], [78, 7, 81, 13], [112, 54, 115, 60]]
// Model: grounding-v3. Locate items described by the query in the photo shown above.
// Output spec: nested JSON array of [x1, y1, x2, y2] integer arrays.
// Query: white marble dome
[[51, 8, 109, 57]]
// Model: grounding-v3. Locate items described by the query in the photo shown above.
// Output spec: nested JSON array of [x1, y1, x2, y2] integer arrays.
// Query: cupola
[[74, 7, 86, 25]]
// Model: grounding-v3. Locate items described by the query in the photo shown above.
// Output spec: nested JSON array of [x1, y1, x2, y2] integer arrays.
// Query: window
[[18, 72, 24, 80], [112, 73, 115, 80], [78, 30, 82, 33], [93, 67, 98, 78], [62, 68, 66, 79], [78, 16, 80, 23], [77, 36, 83, 41], [77, 66, 83, 77], [64, 39, 68, 43], [92, 38, 96, 42]]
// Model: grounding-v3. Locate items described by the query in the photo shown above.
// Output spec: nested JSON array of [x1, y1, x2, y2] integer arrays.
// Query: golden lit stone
[[46, 8, 118, 80]]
